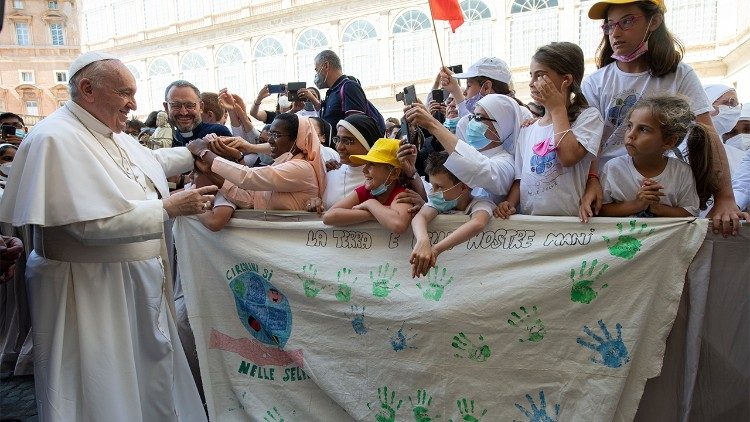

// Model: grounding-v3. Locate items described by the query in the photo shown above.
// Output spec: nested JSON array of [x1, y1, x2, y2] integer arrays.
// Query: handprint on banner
[[513, 390, 560, 422], [335, 267, 358, 302], [344, 305, 368, 335], [297, 263, 326, 298], [451, 332, 491, 362], [577, 319, 630, 368], [367, 386, 403, 422], [371, 263, 400, 298], [389, 322, 418, 351], [507, 306, 546, 343], [416, 266, 453, 301], [569, 259, 609, 304], [448, 398, 487, 422], [408, 389, 440, 422], [603, 220, 654, 260]]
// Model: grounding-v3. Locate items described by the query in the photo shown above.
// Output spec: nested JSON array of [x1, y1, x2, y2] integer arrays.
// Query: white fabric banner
[[174, 215, 707, 422]]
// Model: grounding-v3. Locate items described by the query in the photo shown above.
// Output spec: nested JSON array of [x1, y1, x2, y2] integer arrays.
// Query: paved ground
[[0, 374, 37, 422]]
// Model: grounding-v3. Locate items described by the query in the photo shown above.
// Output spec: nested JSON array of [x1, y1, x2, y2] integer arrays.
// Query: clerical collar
[[65, 100, 113, 137], [179, 131, 193, 138]]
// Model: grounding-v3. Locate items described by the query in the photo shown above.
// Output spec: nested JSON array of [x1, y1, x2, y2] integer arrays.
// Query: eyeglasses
[[470, 114, 496, 123], [168, 102, 198, 111], [268, 131, 288, 141], [601, 15, 643, 35], [332, 136, 358, 146]]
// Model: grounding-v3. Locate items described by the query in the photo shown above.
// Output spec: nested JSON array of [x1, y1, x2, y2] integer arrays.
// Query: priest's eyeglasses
[[168, 102, 198, 111]]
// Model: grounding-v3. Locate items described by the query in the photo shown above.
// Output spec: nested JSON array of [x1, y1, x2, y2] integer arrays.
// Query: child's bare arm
[[198, 206, 235, 232], [433, 210, 490, 256]]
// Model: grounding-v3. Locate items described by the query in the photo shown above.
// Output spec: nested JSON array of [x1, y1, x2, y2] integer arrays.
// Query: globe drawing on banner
[[229, 271, 292, 348]]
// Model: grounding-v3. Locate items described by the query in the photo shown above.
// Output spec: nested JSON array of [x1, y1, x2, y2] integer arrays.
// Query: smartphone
[[286, 82, 306, 101], [395, 85, 417, 106], [431, 89, 445, 103], [1, 125, 15, 139], [268, 84, 286, 94], [303, 101, 315, 112], [447, 64, 463, 74]]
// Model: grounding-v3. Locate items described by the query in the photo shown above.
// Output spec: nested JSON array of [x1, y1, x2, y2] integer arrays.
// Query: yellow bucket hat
[[349, 138, 401, 168], [588, 0, 666, 19]]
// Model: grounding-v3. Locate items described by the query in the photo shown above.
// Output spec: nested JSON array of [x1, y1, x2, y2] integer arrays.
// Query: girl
[[600, 95, 714, 217], [580, 0, 747, 234], [495, 42, 604, 217], [310, 116, 340, 163], [323, 138, 413, 234]]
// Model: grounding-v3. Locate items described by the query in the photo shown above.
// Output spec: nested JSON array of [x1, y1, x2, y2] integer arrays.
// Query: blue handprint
[[577, 319, 630, 368], [606, 93, 637, 126], [389, 322, 418, 351], [513, 390, 560, 422], [345, 305, 368, 335]]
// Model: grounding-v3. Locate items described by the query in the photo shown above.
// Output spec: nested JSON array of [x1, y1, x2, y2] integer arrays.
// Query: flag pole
[[427, 2, 446, 68]]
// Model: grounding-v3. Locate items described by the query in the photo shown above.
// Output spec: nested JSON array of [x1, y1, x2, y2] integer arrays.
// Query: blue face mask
[[464, 92, 482, 113], [443, 117, 459, 131], [369, 168, 393, 196], [15, 129, 26, 139], [428, 183, 463, 213], [465, 119, 492, 150]]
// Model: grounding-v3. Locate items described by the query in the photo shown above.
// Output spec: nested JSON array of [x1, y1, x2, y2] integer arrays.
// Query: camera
[[268, 84, 286, 94], [395, 85, 417, 106], [286, 82, 306, 101], [1, 125, 16, 139], [447, 64, 463, 74]]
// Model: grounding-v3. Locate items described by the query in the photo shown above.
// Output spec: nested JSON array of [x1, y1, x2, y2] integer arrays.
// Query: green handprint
[[409, 389, 439, 422], [416, 266, 453, 301], [263, 406, 285, 422], [507, 305, 546, 343], [371, 263, 400, 298], [335, 267, 357, 302], [367, 386, 403, 422], [569, 259, 609, 304], [297, 264, 325, 298], [449, 398, 487, 422], [452, 332, 491, 362], [603, 220, 654, 260]]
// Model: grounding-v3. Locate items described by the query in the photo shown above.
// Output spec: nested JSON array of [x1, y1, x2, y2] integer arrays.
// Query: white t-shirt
[[321, 146, 340, 163], [732, 147, 750, 211], [426, 195, 494, 217], [323, 164, 366, 209], [515, 107, 604, 216], [582, 62, 712, 170], [213, 191, 237, 210], [602, 155, 700, 216]]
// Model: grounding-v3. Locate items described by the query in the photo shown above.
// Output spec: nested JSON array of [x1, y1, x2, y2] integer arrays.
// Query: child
[[310, 116, 340, 163], [599, 95, 714, 217], [190, 160, 237, 231], [580, 0, 744, 234], [323, 138, 413, 233], [410, 151, 494, 278], [495, 42, 604, 218]]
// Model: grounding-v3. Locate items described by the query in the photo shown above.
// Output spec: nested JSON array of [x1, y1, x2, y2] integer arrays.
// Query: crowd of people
[[0, 0, 749, 420]]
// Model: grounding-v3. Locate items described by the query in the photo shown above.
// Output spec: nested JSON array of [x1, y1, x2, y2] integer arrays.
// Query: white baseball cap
[[68, 51, 118, 79], [453, 57, 512, 84], [740, 103, 750, 121]]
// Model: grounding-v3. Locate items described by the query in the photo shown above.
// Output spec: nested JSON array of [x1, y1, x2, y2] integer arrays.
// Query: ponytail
[[686, 122, 718, 210]]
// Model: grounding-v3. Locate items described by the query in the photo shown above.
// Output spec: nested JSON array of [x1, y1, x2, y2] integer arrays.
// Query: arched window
[[508, 0, 559, 67], [127, 64, 148, 112], [342, 20, 378, 84], [215, 44, 247, 98], [392, 10, 436, 82], [448, 0, 493, 71], [181, 52, 209, 93], [666, 0, 717, 45], [148, 58, 172, 111], [254, 37, 285, 91], [295, 29, 329, 84]]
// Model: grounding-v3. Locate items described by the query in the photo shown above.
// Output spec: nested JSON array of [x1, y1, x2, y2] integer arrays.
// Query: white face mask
[[711, 105, 742, 136], [725, 133, 750, 151], [0, 162, 11, 176], [278, 95, 291, 109]]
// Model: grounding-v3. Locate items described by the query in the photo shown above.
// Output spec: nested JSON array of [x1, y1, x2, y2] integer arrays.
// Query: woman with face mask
[[405, 94, 523, 204], [323, 138, 413, 234], [724, 104, 750, 152], [579, 0, 748, 235], [0, 143, 17, 196]]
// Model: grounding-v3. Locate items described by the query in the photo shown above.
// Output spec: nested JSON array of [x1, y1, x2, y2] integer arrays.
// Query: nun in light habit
[[0, 52, 215, 422]]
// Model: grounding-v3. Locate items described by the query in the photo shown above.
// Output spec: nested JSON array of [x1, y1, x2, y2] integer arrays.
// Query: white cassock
[[0, 100, 206, 422]]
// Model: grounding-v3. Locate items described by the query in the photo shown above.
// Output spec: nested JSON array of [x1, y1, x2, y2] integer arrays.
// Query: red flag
[[429, 0, 465, 32]]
